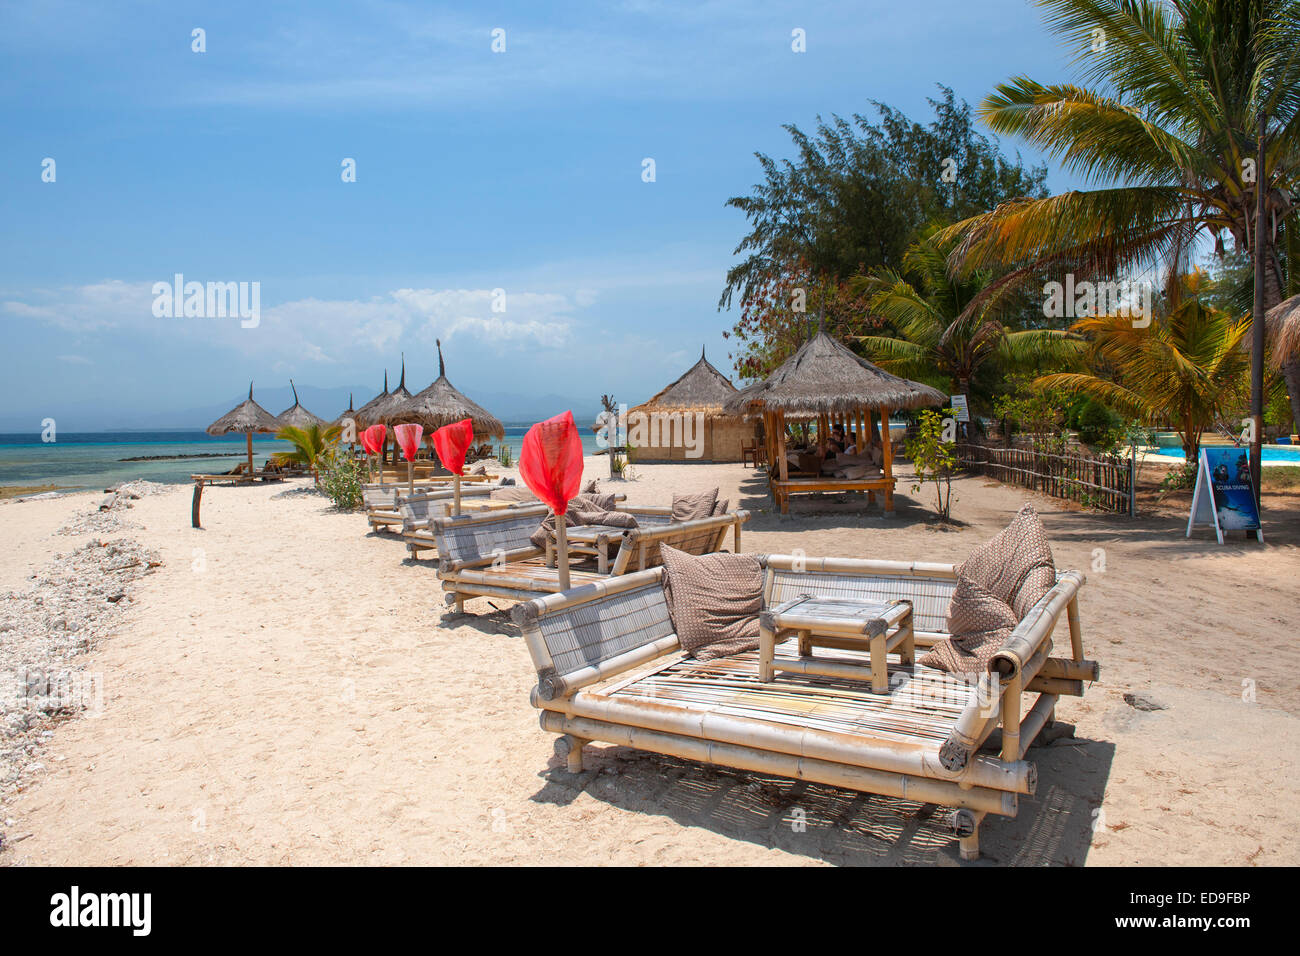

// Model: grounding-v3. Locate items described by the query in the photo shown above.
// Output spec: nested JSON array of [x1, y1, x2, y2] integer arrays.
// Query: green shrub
[[1071, 398, 1123, 451], [905, 408, 957, 520], [496, 443, 514, 467], [319, 450, 366, 510]]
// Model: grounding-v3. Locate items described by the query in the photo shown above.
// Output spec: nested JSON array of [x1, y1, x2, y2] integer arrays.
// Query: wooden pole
[[453, 474, 462, 516], [246, 432, 254, 476], [191, 479, 203, 528], [556, 512, 571, 591], [407, 458, 414, 497]]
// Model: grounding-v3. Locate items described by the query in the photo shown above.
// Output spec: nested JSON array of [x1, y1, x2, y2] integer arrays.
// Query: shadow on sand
[[529, 731, 1114, 866]]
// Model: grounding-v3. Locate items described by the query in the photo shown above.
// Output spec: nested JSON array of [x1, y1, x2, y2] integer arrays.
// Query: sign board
[[1186, 447, 1263, 544], [950, 394, 970, 423]]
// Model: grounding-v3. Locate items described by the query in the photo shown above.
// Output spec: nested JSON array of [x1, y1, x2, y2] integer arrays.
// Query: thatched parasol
[[385, 340, 505, 438], [723, 330, 946, 418], [1266, 293, 1300, 365], [206, 382, 281, 475], [334, 393, 356, 427], [369, 355, 414, 425], [632, 347, 738, 414], [353, 371, 390, 428], [276, 380, 328, 430]]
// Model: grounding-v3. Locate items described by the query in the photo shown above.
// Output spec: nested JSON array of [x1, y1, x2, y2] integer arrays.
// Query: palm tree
[[939, 0, 1300, 430], [850, 229, 1080, 407], [274, 423, 342, 486], [1035, 272, 1248, 461]]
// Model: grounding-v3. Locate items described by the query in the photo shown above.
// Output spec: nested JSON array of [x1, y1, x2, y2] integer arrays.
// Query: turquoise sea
[[0, 427, 600, 492]]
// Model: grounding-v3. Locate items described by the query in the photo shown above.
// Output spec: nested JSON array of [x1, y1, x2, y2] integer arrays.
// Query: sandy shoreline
[[1, 458, 1297, 865]]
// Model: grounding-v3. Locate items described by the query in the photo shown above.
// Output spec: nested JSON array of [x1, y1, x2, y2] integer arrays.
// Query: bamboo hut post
[[881, 407, 895, 513]]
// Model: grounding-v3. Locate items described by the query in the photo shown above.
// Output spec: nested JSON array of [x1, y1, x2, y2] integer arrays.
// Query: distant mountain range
[[0, 384, 609, 433]]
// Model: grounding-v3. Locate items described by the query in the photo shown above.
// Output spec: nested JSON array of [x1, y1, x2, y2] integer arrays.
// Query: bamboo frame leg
[[555, 734, 589, 773], [958, 813, 985, 861], [797, 629, 812, 657], [898, 615, 915, 665], [734, 518, 742, 554], [1001, 675, 1022, 762], [759, 625, 776, 682], [870, 633, 888, 693], [1067, 596, 1084, 661], [453, 593, 465, 615]]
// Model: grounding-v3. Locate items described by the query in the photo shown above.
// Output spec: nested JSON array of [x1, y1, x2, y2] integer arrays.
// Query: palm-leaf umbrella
[[206, 382, 281, 476], [385, 340, 506, 441], [353, 371, 390, 428], [276, 380, 328, 430]]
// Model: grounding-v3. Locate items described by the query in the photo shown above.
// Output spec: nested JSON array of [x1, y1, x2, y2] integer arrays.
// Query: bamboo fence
[[955, 443, 1134, 515]]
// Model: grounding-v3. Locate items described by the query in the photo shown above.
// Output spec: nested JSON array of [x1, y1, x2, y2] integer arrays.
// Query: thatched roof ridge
[[631, 348, 739, 414], [722, 331, 946, 417], [276, 380, 328, 430], [384, 340, 505, 438], [206, 382, 281, 435], [369, 355, 414, 424]]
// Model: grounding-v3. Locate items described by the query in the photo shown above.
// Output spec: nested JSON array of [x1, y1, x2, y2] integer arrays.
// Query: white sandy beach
[[1, 458, 1298, 866]]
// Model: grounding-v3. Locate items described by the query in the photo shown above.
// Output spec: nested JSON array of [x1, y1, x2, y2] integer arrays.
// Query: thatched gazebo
[[334, 393, 356, 427], [724, 330, 945, 513], [276, 380, 328, 430], [627, 348, 752, 462], [206, 382, 281, 476], [385, 340, 505, 441], [369, 357, 413, 426], [1268, 292, 1300, 361]]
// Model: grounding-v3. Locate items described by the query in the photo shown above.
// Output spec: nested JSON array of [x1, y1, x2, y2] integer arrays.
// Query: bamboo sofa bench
[[401, 494, 626, 559], [432, 505, 751, 613], [511, 554, 1098, 861], [363, 482, 499, 533]]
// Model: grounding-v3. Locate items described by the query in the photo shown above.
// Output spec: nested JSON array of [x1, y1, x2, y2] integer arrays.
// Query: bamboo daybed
[[512, 554, 1097, 860], [432, 505, 751, 613], [362, 478, 498, 532]]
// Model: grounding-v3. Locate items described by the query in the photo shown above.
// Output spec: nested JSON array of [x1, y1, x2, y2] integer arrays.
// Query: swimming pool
[[1151, 445, 1300, 463]]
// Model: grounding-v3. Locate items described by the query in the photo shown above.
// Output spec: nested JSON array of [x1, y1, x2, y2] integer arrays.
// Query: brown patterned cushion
[[671, 487, 718, 522], [957, 503, 1057, 619], [711, 498, 730, 517], [919, 574, 1018, 676], [659, 544, 763, 661]]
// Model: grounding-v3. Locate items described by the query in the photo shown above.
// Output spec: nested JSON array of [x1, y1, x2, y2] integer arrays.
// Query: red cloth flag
[[360, 424, 387, 455], [519, 410, 583, 514], [432, 419, 474, 476], [393, 423, 424, 462]]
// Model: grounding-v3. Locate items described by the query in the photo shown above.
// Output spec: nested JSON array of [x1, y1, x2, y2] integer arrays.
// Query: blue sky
[[0, 0, 1082, 430]]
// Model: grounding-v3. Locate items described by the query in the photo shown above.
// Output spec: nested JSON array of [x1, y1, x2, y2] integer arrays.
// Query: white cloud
[[2, 280, 578, 363]]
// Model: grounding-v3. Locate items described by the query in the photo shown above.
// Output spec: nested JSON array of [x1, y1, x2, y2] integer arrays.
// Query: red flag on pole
[[432, 419, 474, 476], [394, 423, 424, 462], [360, 424, 386, 455], [519, 411, 583, 514]]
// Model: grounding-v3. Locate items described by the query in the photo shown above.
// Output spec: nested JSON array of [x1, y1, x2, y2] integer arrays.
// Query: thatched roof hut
[[386, 340, 505, 438], [627, 349, 752, 462], [206, 382, 281, 474], [276, 381, 328, 430], [723, 330, 946, 418], [353, 371, 390, 428], [724, 331, 946, 515]]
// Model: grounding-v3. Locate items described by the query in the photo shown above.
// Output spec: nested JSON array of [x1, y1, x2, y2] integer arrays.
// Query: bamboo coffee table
[[758, 595, 914, 693]]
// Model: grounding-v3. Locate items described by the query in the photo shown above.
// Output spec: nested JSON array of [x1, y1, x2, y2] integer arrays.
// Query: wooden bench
[[512, 554, 1097, 861], [433, 505, 750, 613]]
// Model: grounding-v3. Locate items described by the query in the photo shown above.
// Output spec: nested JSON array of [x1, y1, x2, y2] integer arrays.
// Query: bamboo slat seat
[[433, 505, 750, 611], [512, 555, 1099, 861]]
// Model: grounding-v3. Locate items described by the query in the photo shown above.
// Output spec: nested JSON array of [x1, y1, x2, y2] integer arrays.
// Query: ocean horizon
[[0, 425, 601, 491]]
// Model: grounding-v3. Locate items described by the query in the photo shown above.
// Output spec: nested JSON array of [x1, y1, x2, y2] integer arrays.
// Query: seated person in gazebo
[[820, 421, 885, 478]]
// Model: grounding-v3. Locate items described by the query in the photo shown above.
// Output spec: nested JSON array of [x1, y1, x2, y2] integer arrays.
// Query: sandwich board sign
[[950, 394, 970, 423], [1186, 446, 1263, 544]]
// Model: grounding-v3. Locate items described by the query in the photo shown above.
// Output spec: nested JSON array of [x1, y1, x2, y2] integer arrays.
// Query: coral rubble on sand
[[0, 536, 162, 850]]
